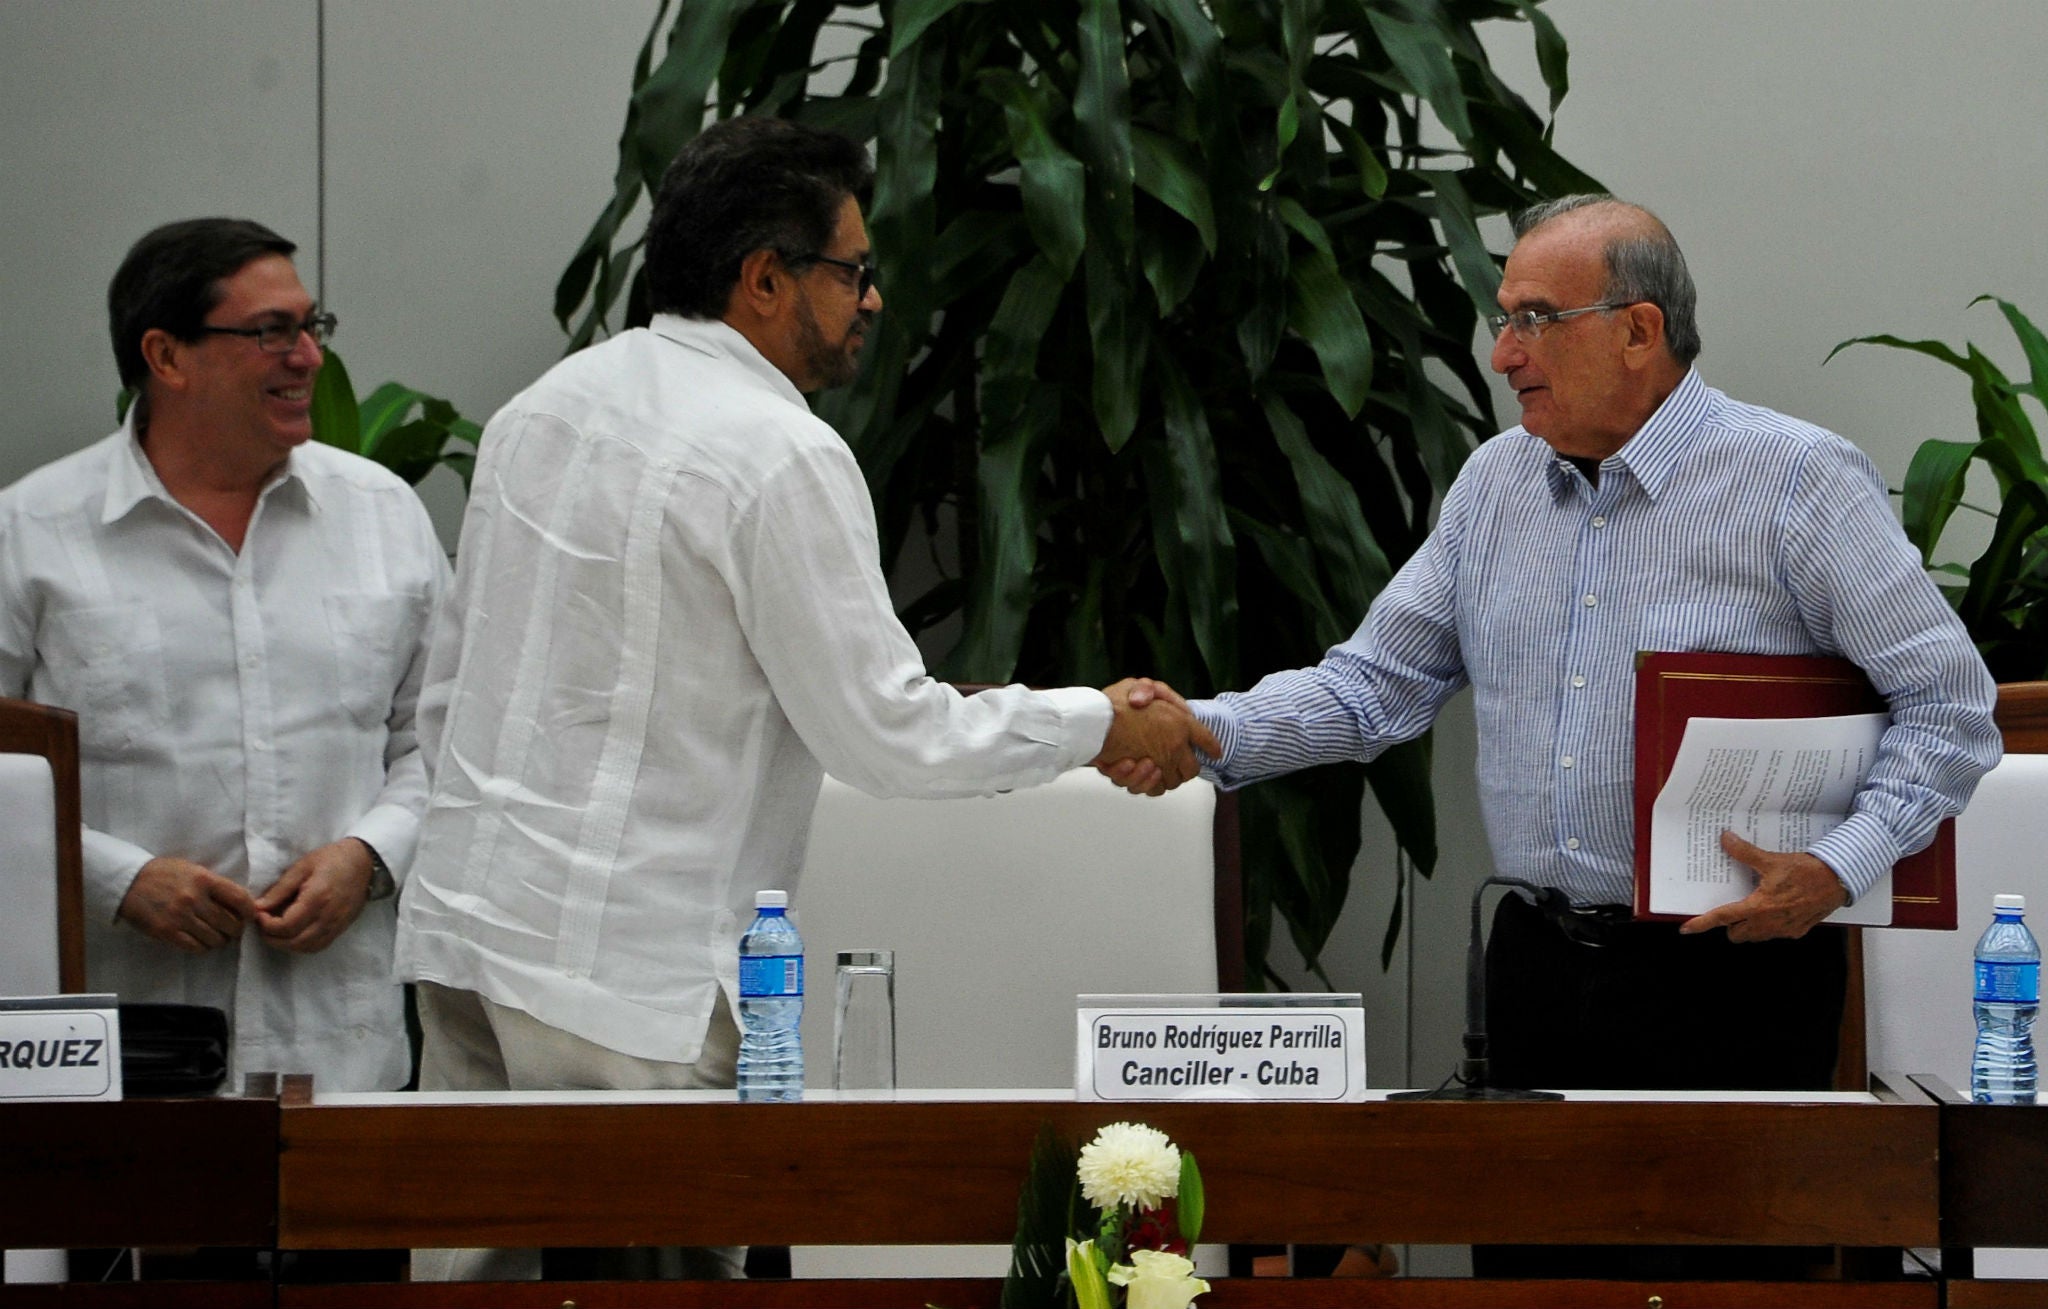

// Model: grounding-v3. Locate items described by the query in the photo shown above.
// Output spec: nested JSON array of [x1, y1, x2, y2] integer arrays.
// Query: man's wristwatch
[[357, 840, 397, 901]]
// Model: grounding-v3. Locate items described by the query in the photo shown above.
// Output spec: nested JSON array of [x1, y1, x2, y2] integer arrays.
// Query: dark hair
[[643, 116, 874, 320], [107, 218, 298, 396], [1511, 194, 1702, 366]]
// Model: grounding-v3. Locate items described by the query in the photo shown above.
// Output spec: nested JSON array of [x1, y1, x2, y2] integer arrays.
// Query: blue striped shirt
[[1193, 370, 2001, 907]]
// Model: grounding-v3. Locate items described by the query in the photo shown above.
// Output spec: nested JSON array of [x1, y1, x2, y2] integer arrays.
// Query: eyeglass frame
[[194, 311, 338, 354], [1487, 301, 1639, 344], [789, 252, 876, 300]]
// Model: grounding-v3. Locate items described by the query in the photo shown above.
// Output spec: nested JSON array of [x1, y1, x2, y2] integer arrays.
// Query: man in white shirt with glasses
[[0, 218, 449, 1091]]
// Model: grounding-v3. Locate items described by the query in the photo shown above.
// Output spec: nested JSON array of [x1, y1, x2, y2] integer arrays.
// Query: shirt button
[[1591, 515, 1607, 528], [1565, 838, 1581, 851], [1560, 755, 1575, 769], [1571, 674, 1587, 688], [1582, 593, 1597, 607]]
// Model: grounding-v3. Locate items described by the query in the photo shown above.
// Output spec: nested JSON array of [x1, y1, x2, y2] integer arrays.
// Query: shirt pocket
[[1637, 602, 1813, 657], [39, 604, 170, 750], [322, 590, 425, 730]]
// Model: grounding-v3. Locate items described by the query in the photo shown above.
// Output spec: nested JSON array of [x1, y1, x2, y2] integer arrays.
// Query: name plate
[[1076, 993, 1365, 1102], [0, 995, 122, 1101]]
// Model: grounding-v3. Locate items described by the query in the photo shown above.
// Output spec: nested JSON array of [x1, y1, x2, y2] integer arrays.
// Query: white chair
[[0, 697, 83, 1285], [0, 696, 82, 997], [790, 768, 1224, 1277], [1865, 685, 2048, 1280]]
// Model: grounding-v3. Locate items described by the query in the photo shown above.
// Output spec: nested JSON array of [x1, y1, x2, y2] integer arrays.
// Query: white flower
[[1108, 1248, 1211, 1309], [1077, 1121, 1181, 1211]]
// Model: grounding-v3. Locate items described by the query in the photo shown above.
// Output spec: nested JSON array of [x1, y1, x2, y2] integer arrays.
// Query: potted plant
[[1830, 297, 2048, 682], [556, 0, 1602, 982]]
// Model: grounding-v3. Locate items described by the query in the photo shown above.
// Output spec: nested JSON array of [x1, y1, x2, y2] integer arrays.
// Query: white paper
[[1649, 713, 1894, 925]]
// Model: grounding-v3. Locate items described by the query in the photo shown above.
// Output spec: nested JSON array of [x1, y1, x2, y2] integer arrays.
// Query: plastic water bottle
[[1971, 893, 2040, 1105], [737, 889, 804, 1102]]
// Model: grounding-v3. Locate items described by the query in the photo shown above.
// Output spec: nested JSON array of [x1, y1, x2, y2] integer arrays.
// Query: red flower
[[1123, 1201, 1188, 1256]]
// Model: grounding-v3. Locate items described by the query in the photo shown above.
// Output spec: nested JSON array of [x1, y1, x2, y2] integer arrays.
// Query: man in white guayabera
[[0, 218, 448, 1091], [396, 116, 1215, 1282]]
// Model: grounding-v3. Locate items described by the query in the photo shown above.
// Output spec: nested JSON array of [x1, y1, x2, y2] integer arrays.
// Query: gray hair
[[1512, 194, 1701, 366]]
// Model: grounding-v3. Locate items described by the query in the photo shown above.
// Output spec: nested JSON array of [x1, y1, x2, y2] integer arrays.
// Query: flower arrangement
[[1002, 1121, 1208, 1309]]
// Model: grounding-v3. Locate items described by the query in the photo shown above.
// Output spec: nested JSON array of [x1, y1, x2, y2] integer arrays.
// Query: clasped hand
[[117, 838, 379, 955], [1091, 677, 1220, 796]]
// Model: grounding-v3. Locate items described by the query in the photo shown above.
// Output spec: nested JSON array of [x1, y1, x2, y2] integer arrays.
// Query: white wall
[[0, 1, 655, 540], [5, 0, 2046, 1105]]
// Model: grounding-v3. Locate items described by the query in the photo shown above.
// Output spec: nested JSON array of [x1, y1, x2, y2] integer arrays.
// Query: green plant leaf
[[1286, 241, 1373, 416], [1232, 509, 1350, 648], [630, 0, 753, 179], [1152, 356, 1239, 686], [932, 211, 1033, 304], [1073, 0, 1136, 256], [1085, 234, 1146, 452], [891, 0, 984, 58], [1823, 332, 1971, 373], [1364, 732, 1436, 880], [1961, 480, 2048, 634], [310, 347, 361, 453], [872, 34, 944, 339], [1975, 295, 2048, 408], [1326, 116, 1389, 198], [1176, 1151, 1204, 1245], [999, 1123, 1077, 1309], [1130, 126, 1217, 253], [1418, 169, 1500, 309], [1367, 7, 1472, 144], [553, 0, 672, 336], [988, 71, 1090, 280], [1510, 0, 1569, 114], [1900, 438, 1978, 562], [1262, 394, 1390, 621], [357, 381, 427, 449], [948, 391, 1058, 681]]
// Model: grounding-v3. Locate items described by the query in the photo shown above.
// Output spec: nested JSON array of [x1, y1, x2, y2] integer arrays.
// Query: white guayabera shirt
[[0, 419, 450, 1089], [397, 315, 1112, 1066]]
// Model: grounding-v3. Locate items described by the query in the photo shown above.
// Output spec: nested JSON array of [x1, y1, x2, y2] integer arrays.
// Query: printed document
[[1649, 713, 1894, 925]]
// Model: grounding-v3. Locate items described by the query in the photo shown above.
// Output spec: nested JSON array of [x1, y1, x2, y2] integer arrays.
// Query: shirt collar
[[1538, 368, 1711, 503], [649, 312, 810, 411], [101, 409, 318, 524]]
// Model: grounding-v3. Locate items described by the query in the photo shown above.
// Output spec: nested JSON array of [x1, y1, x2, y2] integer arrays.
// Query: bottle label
[[740, 953, 804, 999], [1975, 959, 2041, 1004]]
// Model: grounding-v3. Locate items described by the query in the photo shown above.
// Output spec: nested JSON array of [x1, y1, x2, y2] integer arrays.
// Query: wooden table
[[2, 1076, 1953, 1307], [1909, 1075, 2048, 1308], [266, 1077, 1939, 1307]]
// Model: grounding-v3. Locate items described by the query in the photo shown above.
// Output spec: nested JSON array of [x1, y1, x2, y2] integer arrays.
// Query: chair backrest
[[793, 769, 1223, 1091], [1865, 682, 2048, 1087], [0, 697, 84, 993]]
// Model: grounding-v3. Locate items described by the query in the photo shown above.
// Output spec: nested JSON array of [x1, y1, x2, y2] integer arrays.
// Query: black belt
[[1536, 899, 1639, 948]]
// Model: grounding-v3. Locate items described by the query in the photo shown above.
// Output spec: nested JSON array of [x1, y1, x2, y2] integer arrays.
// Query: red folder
[[1633, 651, 1956, 930]]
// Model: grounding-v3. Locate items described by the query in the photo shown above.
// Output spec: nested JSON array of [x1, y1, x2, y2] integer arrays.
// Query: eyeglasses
[[793, 253, 876, 300], [195, 311, 337, 354], [1487, 302, 1636, 344]]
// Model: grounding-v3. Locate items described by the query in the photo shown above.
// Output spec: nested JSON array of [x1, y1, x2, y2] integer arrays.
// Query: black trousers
[[1472, 890, 1849, 1279]]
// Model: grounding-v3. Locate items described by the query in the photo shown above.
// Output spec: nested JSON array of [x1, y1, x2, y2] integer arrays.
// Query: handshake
[[1091, 678, 1221, 796]]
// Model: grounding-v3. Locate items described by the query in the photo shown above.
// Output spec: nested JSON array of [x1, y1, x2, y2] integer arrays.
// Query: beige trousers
[[409, 981, 744, 1283]]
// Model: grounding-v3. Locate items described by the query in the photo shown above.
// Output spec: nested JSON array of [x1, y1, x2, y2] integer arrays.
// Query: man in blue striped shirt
[[1136, 193, 2001, 1275], [1135, 195, 1999, 1102]]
